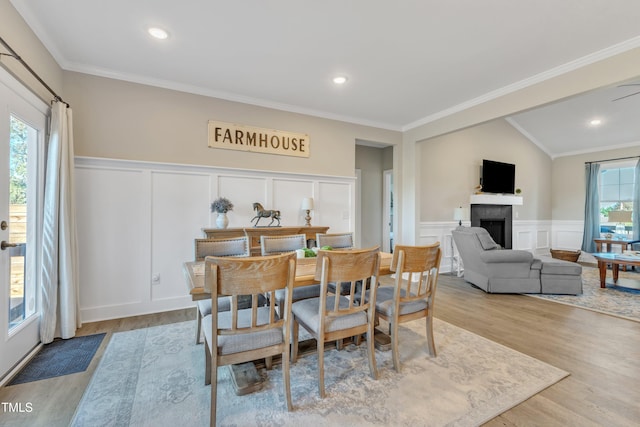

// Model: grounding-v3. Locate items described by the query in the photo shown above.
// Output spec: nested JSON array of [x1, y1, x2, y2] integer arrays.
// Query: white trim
[[470, 194, 523, 205], [403, 36, 640, 131], [0, 67, 49, 113], [75, 156, 356, 182], [0, 343, 42, 387]]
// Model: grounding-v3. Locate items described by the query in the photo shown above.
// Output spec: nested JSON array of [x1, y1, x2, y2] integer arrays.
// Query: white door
[[0, 68, 47, 382]]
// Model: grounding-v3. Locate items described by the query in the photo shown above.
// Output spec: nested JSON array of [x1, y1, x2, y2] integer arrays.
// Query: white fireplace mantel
[[470, 194, 523, 205]]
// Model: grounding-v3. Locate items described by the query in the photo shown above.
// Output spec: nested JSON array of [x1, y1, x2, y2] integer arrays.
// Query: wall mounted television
[[481, 159, 515, 194]]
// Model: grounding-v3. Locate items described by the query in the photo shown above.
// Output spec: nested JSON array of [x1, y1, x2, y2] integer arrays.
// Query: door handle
[[1, 241, 18, 251]]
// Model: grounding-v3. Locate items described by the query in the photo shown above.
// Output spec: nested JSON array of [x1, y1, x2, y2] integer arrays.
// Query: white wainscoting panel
[[272, 178, 314, 226], [217, 175, 267, 227], [552, 221, 584, 250], [151, 171, 211, 303], [75, 166, 151, 319], [316, 182, 353, 233], [75, 157, 355, 322], [537, 230, 550, 250]]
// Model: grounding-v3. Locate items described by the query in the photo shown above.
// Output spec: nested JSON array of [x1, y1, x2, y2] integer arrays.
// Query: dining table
[[183, 251, 394, 395], [184, 251, 393, 301]]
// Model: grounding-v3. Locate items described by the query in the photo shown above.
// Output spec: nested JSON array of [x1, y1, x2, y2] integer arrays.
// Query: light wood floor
[[1, 275, 639, 426]]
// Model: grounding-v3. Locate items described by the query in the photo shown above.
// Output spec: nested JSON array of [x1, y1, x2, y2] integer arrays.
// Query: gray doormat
[[8, 333, 105, 385]]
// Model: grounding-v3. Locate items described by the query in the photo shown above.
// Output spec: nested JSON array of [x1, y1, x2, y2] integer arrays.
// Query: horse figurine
[[251, 202, 281, 227]]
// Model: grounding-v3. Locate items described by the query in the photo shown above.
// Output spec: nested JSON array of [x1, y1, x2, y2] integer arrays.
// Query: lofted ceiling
[[9, 0, 640, 158]]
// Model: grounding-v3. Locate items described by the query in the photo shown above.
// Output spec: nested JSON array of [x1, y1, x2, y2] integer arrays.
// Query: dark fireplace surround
[[470, 204, 513, 249]]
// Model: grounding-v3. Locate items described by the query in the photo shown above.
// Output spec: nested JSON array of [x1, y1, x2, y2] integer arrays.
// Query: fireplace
[[471, 204, 513, 249]]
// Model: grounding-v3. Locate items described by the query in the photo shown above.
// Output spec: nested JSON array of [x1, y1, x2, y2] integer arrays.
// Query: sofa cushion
[[476, 230, 500, 250], [531, 258, 543, 270], [480, 249, 533, 263], [537, 256, 582, 275]]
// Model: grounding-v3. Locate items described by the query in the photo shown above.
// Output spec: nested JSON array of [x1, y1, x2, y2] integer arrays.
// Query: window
[[599, 162, 635, 236]]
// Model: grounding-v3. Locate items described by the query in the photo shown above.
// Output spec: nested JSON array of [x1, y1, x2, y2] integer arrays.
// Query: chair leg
[[425, 314, 437, 357], [291, 319, 299, 362], [367, 323, 379, 380], [196, 308, 202, 344], [265, 356, 273, 370], [204, 340, 212, 385], [318, 339, 325, 398], [210, 356, 218, 427], [391, 319, 401, 372], [336, 338, 344, 350], [282, 347, 293, 411]]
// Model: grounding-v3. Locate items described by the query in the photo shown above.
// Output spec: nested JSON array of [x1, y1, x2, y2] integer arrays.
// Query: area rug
[[8, 333, 105, 385], [529, 266, 640, 322], [71, 320, 567, 427]]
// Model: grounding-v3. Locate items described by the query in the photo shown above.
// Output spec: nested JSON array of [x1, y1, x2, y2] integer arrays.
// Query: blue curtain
[[634, 160, 640, 241], [581, 163, 600, 252]]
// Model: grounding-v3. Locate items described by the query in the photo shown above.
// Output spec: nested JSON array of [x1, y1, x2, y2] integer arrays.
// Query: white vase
[[216, 212, 229, 229]]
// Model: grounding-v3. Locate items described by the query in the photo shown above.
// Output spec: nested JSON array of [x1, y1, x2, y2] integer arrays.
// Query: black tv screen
[[481, 159, 515, 194]]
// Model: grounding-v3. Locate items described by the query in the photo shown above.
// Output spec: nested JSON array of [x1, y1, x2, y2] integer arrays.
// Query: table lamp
[[301, 197, 314, 226], [607, 210, 632, 236], [453, 207, 464, 227]]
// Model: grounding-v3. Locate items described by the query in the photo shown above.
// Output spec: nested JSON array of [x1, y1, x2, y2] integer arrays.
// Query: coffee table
[[592, 252, 640, 289], [593, 238, 640, 271]]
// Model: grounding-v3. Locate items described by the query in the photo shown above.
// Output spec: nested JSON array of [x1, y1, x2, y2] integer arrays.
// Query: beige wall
[[419, 118, 552, 221], [552, 145, 640, 220], [355, 145, 386, 247], [63, 72, 401, 177], [0, 0, 63, 104], [398, 46, 640, 243]]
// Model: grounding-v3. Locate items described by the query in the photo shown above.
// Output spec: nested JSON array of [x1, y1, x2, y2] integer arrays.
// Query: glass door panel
[[8, 116, 36, 330]]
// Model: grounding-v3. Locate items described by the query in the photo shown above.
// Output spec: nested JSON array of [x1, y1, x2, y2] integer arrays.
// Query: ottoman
[[537, 256, 583, 294]]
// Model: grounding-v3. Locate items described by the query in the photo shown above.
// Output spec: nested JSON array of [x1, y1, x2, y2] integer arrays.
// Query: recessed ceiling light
[[333, 76, 348, 85], [589, 119, 602, 126], [148, 27, 169, 40]]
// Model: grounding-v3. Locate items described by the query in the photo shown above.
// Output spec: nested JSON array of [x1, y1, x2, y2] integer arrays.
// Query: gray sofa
[[452, 226, 582, 294]]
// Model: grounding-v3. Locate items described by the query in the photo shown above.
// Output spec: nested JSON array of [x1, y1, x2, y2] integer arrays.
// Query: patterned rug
[[71, 320, 567, 426], [8, 333, 105, 385], [529, 266, 640, 322]]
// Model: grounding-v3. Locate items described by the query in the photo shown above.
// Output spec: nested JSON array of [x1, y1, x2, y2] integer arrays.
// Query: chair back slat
[[205, 253, 296, 335], [315, 247, 381, 317], [392, 243, 441, 304]]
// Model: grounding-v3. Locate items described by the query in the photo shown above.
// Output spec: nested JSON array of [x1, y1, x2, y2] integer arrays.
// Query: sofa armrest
[[479, 250, 533, 264]]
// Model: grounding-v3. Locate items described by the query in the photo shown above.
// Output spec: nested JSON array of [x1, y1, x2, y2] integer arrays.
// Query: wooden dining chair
[[261, 234, 321, 312], [374, 243, 441, 372], [193, 237, 250, 344], [202, 252, 296, 426], [291, 246, 381, 398], [316, 232, 356, 296]]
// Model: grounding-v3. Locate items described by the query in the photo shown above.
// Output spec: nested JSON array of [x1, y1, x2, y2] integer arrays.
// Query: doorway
[[383, 169, 394, 253], [0, 68, 47, 382], [355, 142, 394, 250]]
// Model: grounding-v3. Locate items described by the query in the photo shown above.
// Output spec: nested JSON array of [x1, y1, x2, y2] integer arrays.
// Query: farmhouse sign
[[208, 120, 310, 158]]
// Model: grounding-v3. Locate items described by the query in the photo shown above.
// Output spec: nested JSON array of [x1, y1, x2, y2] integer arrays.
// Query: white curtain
[[40, 101, 80, 343]]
